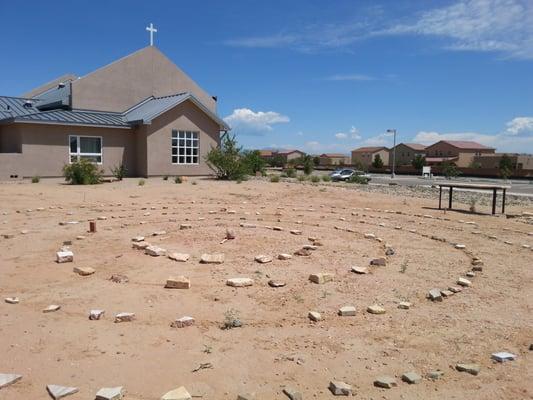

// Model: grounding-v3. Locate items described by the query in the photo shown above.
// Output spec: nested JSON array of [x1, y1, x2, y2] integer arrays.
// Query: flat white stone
[[491, 351, 517, 362], [328, 380, 352, 396], [351, 266, 368, 274], [167, 252, 190, 262], [226, 278, 253, 287], [56, 251, 73, 263], [278, 253, 292, 260], [46, 384, 79, 399], [152, 230, 167, 236], [254, 255, 272, 263], [89, 309, 105, 320], [308, 311, 321, 322], [200, 253, 224, 264], [145, 246, 166, 257], [455, 244, 466, 249], [131, 236, 145, 242], [457, 277, 472, 287], [43, 304, 61, 313], [171, 316, 195, 328], [4, 297, 19, 304], [114, 312, 135, 323], [338, 306, 356, 316], [398, 301, 411, 309], [160, 386, 192, 400], [73, 266, 95, 276], [0, 373, 22, 389], [95, 386, 124, 400]]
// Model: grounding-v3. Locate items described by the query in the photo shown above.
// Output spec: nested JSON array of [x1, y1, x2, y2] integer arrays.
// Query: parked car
[[330, 169, 371, 182]]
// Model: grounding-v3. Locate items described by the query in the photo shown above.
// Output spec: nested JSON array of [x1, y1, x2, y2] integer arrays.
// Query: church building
[[0, 43, 229, 179]]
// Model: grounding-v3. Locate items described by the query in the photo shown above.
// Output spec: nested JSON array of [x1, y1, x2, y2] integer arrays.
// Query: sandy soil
[[0, 178, 532, 400]]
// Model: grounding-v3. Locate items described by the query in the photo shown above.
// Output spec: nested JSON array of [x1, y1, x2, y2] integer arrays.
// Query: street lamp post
[[387, 129, 397, 179]]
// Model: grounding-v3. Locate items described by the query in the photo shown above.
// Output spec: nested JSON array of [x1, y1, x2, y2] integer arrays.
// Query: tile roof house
[[389, 143, 426, 166], [0, 46, 229, 179], [425, 140, 495, 167], [351, 146, 389, 168], [319, 153, 350, 166]]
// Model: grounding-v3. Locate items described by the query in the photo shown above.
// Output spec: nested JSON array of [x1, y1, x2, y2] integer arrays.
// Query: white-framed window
[[172, 130, 199, 164], [69, 135, 103, 164]]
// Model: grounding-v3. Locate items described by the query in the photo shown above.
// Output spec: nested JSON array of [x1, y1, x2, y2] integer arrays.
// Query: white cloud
[[325, 74, 376, 81], [224, 1, 533, 59], [505, 117, 533, 135], [224, 108, 290, 134], [335, 132, 348, 139], [412, 131, 498, 146], [350, 126, 362, 139], [379, 0, 533, 59]]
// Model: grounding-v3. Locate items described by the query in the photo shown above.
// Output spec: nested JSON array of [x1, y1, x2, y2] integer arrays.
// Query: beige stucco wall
[[319, 156, 349, 166], [71, 46, 216, 113], [0, 125, 22, 153], [425, 142, 495, 158], [390, 144, 425, 166], [0, 123, 136, 178], [352, 149, 389, 167], [143, 100, 220, 176]]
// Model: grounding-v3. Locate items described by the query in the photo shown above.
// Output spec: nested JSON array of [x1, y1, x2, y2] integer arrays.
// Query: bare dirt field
[[1, 178, 532, 400]]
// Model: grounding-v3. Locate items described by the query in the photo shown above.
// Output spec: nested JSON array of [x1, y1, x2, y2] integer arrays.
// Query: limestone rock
[[440, 289, 454, 298], [95, 386, 124, 400], [43, 304, 61, 313], [73, 266, 95, 276], [428, 289, 443, 302], [374, 376, 397, 389], [152, 230, 167, 236], [56, 251, 73, 263], [491, 351, 517, 362], [309, 273, 334, 284], [46, 384, 79, 399], [456, 363, 480, 375], [455, 244, 466, 249], [364, 233, 376, 239], [328, 380, 352, 396], [268, 280, 286, 288], [302, 244, 318, 251], [0, 373, 22, 389], [89, 309, 105, 320], [308, 311, 321, 322], [226, 278, 253, 287], [351, 266, 368, 274], [294, 248, 311, 256], [457, 277, 472, 287], [131, 236, 145, 242], [278, 253, 292, 260], [367, 304, 386, 314], [145, 246, 166, 257], [165, 276, 190, 289], [427, 370, 444, 380], [338, 306, 356, 316], [402, 371, 422, 384], [168, 252, 190, 262], [370, 258, 386, 266], [448, 286, 462, 293], [200, 253, 224, 264], [273, 226, 284, 231], [114, 312, 135, 323], [179, 224, 192, 230], [160, 386, 192, 400], [398, 301, 411, 309], [132, 241, 149, 250], [171, 316, 195, 328], [282, 386, 302, 400], [254, 255, 272, 264], [4, 297, 19, 304]]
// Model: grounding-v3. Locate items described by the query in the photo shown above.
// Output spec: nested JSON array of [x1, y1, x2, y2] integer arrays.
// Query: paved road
[[368, 173, 533, 196]]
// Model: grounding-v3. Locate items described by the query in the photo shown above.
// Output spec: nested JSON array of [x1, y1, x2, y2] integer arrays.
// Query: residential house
[[389, 143, 426, 166], [424, 140, 495, 167], [351, 146, 389, 168], [319, 153, 350, 166], [472, 153, 533, 171], [0, 46, 229, 179]]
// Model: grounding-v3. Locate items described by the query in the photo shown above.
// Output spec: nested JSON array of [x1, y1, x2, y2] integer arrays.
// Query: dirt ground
[[0, 178, 532, 400]]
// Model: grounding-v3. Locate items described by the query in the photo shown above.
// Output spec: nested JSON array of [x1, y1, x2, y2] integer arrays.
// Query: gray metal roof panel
[[12, 109, 128, 127]]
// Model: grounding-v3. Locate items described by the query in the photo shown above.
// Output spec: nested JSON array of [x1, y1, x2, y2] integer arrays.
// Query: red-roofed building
[[425, 140, 495, 167], [389, 143, 426, 166], [351, 146, 389, 168], [319, 153, 350, 166]]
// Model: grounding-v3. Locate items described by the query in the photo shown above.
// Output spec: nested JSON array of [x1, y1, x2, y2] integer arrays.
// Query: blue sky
[[1, 0, 532, 154]]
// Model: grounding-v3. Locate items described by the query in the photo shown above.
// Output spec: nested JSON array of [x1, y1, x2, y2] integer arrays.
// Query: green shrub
[[174, 176, 182, 184], [62, 159, 102, 185], [321, 175, 331, 182], [270, 175, 280, 183], [297, 175, 307, 182], [162, 175, 169, 181], [310, 175, 320, 183], [205, 134, 246, 180], [241, 150, 266, 176], [138, 179, 145, 186], [110, 164, 127, 180], [302, 155, 314, 175], [347, 175, 369, 184], [31, 176, 40, 183], [285, 168, 296, 178]]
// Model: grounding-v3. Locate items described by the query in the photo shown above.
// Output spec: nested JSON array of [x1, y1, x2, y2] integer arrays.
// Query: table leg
[[439, 186, 442, 209], [448, 187, 453, 210], [502, 189, 506, 214], [492, 189, 497, 215]]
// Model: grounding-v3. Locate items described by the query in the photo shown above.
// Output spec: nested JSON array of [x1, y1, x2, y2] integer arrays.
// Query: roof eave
[[11, 119, 132, 129]]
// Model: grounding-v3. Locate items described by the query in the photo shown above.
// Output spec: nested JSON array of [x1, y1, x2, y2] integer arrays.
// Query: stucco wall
[[390, 144, 425, 166], [0, 125, 22, 153], [0, 123, 136, 177], [144, 100, 220, 176], [352, 149, 389, 167], [425, 142, 495, 158], [71, 46, 216, 113]]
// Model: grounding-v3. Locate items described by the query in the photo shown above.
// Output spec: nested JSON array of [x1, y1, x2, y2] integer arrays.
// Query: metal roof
[[0, 92, 230, 130]]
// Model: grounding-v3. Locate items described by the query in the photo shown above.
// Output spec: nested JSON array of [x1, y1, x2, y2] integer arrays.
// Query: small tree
[[269, 154, 285, 168], [302, 155, 314, 175], [441, 161, 460, 179], [241, 150, 265, 176], [111, 164, 127, 180], [372, 154, 384, 169], [313, 156, 320, 166], [412, 154, 426, 171], [205, 134, 245, 180], [352, 159, 366, 171], [499, 154, 514, 180]]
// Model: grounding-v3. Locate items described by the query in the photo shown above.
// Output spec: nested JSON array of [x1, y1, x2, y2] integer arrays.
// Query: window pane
[[172, 148, 177, 155], [80, 137, 101, 154], [179, 139, 185, 146], [186, 140, 191, 147], [70, 136, 77, 153], [186, 148, 191, 155], [172, 130, 177, 138], [192, 132, 198, 139], [179, 156, 184, 164], [80, 155, 101, 163], [192, 156, 198, 164], [186, 156, 191, 163], [192, 148, 198, 155], [179, 148, 184, 155], [172, 138, 177, 146], [172, 156, 178, 164]]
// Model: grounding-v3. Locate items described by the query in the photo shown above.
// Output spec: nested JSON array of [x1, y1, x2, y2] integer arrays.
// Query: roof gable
[[352, 146, 388, 153], [427, 140, 493, 150]]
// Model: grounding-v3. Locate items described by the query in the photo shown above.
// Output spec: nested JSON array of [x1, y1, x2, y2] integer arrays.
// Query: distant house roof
[[320, 153, 347, 158], [258, 150, 274, 157], [352, 146, 388, 153], [277, 149, 304, 155], [0, 92, 230, 130], [402, 143, 426, 151], [429, 140, 493, 150]]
